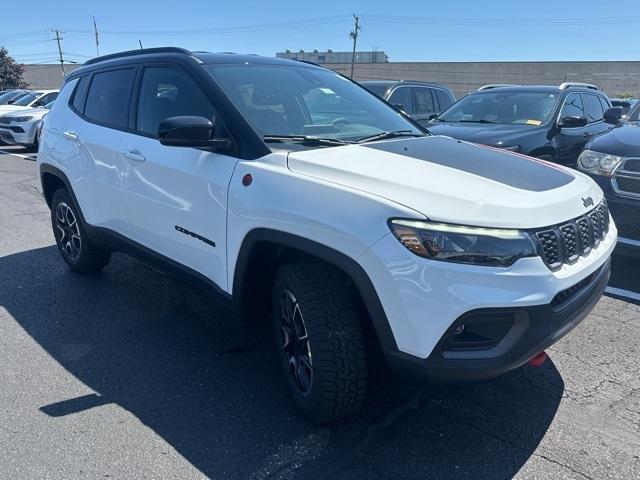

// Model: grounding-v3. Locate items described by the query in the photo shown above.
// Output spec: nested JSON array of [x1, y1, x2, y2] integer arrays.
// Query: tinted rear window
[[435, 89, 454, 110], [84, 69, 135, 128], [71, 77, 89, 112]]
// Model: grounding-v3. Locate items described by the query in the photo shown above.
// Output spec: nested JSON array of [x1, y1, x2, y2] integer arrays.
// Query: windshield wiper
[[356, 130, 425, 143], [458, 119, 497, 124], [263, 135, 352, 146]]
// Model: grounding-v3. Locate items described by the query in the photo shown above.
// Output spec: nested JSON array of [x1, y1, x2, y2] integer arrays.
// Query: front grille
[[534, 201, 610, 271], [550, 268, 598, 308], [613, 158, 640, 198], [0, 118, 10, 125]]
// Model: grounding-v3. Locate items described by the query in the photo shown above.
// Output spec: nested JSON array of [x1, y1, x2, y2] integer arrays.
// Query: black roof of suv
[[428, 83, 620, 166]]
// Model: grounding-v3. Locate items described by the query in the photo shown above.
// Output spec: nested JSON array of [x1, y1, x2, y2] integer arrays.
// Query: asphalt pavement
[[1, 146, 639, 480]]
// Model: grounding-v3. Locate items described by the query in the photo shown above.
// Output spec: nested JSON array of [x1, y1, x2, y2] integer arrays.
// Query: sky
[[2, 0, 640, 65]]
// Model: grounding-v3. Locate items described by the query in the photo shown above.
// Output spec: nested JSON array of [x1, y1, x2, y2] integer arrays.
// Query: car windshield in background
[[11, 92, 39, 107], [438, 91, 558, 125], [205, 65, 423, 143]]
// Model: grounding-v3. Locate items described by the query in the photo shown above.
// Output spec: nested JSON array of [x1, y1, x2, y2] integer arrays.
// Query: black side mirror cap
[[157, 116, 231, 149], [603, 106, 624, 125], [558, 116, 588, 128]]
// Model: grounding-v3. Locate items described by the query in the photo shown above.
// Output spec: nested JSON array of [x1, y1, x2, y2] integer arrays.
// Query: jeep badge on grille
[[582, 196, 594, 208]]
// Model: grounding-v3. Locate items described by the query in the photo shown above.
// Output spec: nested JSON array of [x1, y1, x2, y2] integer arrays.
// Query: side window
[[560, 94, 584, 119], [582, 94, 604, 123], [136, 67, 217, 136], [84, 68, 136, 128], [414, 87, 435, 114], [598, 96, 611, 113], [387, 87, 413, 114], [435, 89, 454, 111], [39, 92, 58, 105], [71, 77, 89, 112]]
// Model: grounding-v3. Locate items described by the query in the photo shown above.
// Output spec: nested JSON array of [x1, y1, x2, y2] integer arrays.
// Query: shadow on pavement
[[0, 246, 565, 479]]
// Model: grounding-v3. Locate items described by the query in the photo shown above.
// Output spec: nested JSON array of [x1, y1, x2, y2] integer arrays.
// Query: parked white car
[[0, 102, 53, 149], [38, 48, 616, 423], [0, 90, 58, 115]]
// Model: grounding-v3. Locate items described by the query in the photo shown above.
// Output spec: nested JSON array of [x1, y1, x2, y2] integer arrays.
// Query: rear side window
[[39, 92, 58, 105], [71, 77, 89, 112], [414, 87, 435, 114], [84, 68, 135, 128], [560, 93, 584, 119], [435, 89, 454, 110], [582, 94, 604, 123], [387, 87, 413, 114], [136, 67, 217, 136]]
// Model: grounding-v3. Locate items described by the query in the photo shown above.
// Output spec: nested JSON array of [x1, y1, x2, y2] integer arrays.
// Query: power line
[[364, 14, 640, 27]]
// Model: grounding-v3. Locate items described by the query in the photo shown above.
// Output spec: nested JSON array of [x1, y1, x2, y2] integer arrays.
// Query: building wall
[[277, 50, 387, 64], [23, 64, 81, 89], [325, 61, 640, 98]]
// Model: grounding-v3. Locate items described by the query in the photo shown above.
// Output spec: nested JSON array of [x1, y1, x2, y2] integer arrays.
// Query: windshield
[[12, 92, 39, 107], [0, 91, 20, 104], [438, 91, 558, 125], [205, 64, 422, 142]]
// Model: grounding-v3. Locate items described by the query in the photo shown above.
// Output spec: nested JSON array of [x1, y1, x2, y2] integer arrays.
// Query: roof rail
[[477, 84, 520, 91], [84, 47, 193, 66], [559, 82, 599, 91]]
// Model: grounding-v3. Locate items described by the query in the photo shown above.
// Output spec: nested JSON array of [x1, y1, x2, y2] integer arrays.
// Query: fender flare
[[233, 228, 398, 353]]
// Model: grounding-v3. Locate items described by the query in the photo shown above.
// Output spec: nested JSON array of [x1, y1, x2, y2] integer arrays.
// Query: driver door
[[555, 93, 590, 166], [119, 65, 238, 290]]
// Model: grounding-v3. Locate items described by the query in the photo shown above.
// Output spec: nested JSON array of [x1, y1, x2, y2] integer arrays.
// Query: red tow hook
[[528, 351, 547, 367]]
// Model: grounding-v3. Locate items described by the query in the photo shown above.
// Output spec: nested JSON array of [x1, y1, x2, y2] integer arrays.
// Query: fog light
[[454, 325, 465, 335]]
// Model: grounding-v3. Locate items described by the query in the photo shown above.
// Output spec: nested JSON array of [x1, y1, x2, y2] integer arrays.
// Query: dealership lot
[[0, 147, 639, 479]]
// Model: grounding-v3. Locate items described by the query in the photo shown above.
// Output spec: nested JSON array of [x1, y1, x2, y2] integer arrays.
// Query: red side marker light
[[242, 173, 253, 186], [528, 351, 547, 367]]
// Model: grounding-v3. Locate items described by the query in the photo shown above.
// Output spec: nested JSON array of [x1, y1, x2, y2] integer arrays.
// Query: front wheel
[[272, 261, 368, 423], [50, 188, 111, 273]]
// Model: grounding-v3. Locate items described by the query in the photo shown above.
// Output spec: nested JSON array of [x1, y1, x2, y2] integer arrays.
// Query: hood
[[0, 105, 31, 114], [3, 106, 48, 119], [287, 136, 602, 229], [427, 121, 545, 147], [587, 122, 640, 157]]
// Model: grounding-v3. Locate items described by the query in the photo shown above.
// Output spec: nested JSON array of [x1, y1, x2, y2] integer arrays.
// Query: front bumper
[[0, 124, 36, 146], [357, 218, 616, 381], [386, 259, 610, 382]]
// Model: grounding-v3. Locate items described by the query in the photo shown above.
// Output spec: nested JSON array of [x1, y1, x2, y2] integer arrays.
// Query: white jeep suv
[[38, 48, 616, 423]]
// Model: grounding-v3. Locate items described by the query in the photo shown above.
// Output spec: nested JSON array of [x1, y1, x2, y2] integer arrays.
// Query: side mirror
[[603, 106, 623, 125], [558, 116, 588, 128], [157, 116, 231, 149]]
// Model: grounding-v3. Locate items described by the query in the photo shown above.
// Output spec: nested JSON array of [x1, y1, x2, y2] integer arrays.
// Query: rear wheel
[[272, 261, 368, 423], [50, 188, 111, 273]]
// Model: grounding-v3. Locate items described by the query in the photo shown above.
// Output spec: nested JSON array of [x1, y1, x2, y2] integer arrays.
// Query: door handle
[[63, 131, 78, 141], [122, 150, 146, 163]]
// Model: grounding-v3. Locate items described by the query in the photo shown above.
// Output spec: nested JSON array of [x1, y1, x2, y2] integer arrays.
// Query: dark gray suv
[[360, 80, 455, 126]]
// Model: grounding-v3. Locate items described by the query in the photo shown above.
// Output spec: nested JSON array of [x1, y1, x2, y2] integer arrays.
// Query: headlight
[[389, 219, 537, 267], [577, 150, 623, 177], [10, 116, 33, 123]]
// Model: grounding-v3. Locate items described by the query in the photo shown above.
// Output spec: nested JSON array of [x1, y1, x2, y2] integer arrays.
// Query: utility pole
[[349, 15, 360, 79], [138, 39, 143, 49], [52, 29, 65, 75], [93, 16, 100, 56]]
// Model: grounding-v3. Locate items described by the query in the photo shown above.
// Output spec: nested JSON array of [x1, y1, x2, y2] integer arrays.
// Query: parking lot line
[[605, 286, 640, 303], [0, 149, 37, 161]]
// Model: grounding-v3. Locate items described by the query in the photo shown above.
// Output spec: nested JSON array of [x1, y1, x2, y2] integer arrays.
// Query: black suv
[[428, 83, 621, 166], [360, 80, 455, 126], [578, 101, 640, 255]]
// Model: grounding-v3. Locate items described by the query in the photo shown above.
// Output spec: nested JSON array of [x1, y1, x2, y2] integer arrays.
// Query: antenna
[[93, 16, 100, 56]]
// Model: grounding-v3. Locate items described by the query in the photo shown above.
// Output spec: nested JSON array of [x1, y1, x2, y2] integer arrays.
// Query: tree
[[0, 47, 29, 90]]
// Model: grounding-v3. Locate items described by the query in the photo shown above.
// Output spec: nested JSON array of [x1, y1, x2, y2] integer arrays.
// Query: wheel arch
[[40, 163, 77, 209], [232, 228, 398, 354]]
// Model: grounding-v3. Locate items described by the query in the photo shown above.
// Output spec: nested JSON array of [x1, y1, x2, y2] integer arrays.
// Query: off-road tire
[[272, 261, 368, 423], [50, 188, 111, 273]]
